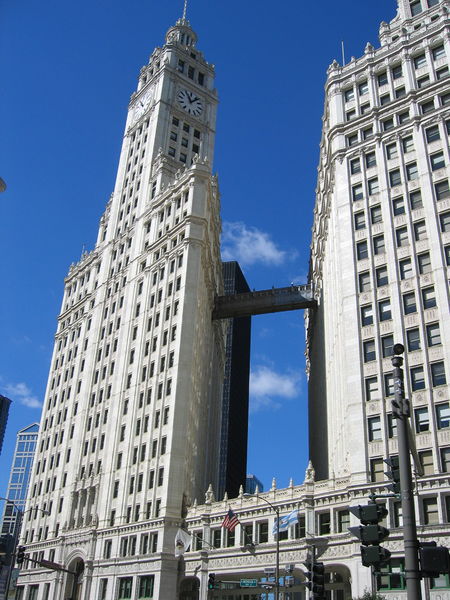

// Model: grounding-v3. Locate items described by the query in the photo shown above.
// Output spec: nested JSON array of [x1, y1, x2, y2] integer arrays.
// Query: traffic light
[[348, 503, 391, 568], [384, 455, 401, 494], [16, 545, 26, 567], [208, 573, 216, 590], [420, 543, 450, 577], [303, 559, 325, 600]]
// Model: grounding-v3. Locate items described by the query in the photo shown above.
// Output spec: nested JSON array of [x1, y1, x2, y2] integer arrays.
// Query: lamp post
[[244, 493, 280, 600]]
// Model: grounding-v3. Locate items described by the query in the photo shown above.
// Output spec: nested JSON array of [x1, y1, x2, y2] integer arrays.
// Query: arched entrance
[[63, 558, 85, 600], [179, 576, 200, 600]]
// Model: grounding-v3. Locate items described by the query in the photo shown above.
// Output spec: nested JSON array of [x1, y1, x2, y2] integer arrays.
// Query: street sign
[[240, 578, 258, 587]]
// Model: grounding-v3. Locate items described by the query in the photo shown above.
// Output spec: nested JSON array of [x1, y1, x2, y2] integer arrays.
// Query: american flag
[[221, 508, 239, 531]]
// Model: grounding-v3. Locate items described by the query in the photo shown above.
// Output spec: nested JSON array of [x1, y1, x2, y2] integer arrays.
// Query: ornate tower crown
[[165, 18, 198, 47]]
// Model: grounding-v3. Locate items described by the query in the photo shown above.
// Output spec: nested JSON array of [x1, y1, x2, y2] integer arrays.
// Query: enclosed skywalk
[[212, 284, 316, 320]]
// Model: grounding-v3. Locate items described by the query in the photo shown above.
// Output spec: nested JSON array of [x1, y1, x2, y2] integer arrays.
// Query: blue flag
[[272, 509, 298, 534]]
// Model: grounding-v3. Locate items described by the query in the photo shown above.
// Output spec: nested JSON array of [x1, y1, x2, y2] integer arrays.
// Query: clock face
[[133, 89, 153, 121], [177, 89, 203, 117]]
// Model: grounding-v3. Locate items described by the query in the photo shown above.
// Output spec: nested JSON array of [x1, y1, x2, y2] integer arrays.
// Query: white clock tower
[[18, 14, 225, 600]]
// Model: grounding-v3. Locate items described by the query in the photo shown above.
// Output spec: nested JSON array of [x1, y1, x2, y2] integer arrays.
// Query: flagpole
[[243, 494, 280, 600]]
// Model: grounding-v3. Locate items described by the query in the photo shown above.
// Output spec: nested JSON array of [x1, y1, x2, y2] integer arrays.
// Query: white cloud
[[3, 381, 42, 409], [249, 365, 301, 412], [221, 221, 287, 267]]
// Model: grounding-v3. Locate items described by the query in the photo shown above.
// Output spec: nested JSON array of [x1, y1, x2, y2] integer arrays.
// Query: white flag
[[175, 528, 192, 556]]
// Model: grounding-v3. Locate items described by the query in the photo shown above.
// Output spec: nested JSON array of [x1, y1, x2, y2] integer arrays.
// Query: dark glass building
[[0, 395, 11, 456], [219, 262, 251, 499]]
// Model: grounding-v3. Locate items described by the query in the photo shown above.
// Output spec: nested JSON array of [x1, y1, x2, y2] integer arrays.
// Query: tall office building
[[1, 424, 39, 536], [218, 261, 251, 499], [308, 0, 450, 490], [0, 396, 11, 457], [18, 15, 226, 599]]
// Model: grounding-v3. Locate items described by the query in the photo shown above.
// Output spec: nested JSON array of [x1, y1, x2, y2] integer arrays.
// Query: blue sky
[[0, 0, 397, 499]]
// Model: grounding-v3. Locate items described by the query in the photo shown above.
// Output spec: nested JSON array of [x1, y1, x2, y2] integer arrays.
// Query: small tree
[[353, 590, 386, 600]]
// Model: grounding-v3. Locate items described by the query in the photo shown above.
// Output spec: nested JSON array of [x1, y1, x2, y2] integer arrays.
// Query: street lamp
[[244, 493, 280, 600]]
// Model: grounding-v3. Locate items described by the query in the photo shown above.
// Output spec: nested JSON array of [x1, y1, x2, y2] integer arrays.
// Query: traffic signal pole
[[392, 345, 422, 600]]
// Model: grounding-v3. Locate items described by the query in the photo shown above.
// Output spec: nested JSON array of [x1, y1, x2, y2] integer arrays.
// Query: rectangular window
[[373, 235, 385, 255], [365, 377, 379, 401], [350, 158, 361, 174], [376, 266, 389, 287], [368, 416, 382, 441], [418, 253, 431, 274], [423, 498, 439, 525], [441, 448, 450, 473], [357, 241, 368, 260], [382, 335, 394, 358], [371, 458, 384, 482], [435, 180, 450, 200], [118, 577, 133, 599], [422, 286, 436, 309], [362, 127, 373, 140], [413, 220, 426, 241], [389, 169, 401, 187], [378, 72, 388, 86], [406, 162, 418, 181], [371, 205, 382, 224], [437, 403, 450, 429], [258, 521, 268, 543], [396, 227, 409, 247], [402, 136, 414, 153], [359, 272, 371, 292], [417, 75, 430, 88], [426, 125, 440, 143], [414, 54, 427, 69], [445, 245, 450, 266], [386, 143, 398, 160], [337, 510, 350, 533], [344, 88, 355, 102], [354, 212, 366, 230], [431, 152, 445, 171], [365, 152, 376, 168], [384, 373, 394, 397], [410, 190, 423, 209], [414, 408, 430, 433], [392, 64, 403, 79], [433, 45, 446, 60], [318, 512, 331, 535], [440, 212, 450, 232], [378, 300, 391, 321], [421, 100, 435, 113], [431, 362, 446, 387], [368, 178, 379, 195], [395, 87, 406, 99], [427, 323, 441, 346], [347, 133, 358, 147], [138, 576, 154, 599], [411, 366, 426, 391], [437, 66, 449, 80], [393, 196, 405, 216], [361, 305, 373, 326], [359, 81, 369, 95], [352, 183, 364, 202], [388, 414, 397, 438], [363, 340, 376, 362], [383, 116, 394, 130], [407, 328, 421, 351]]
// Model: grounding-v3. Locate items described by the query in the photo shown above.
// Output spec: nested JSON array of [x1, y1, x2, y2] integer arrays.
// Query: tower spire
[[182, 0, 188, 20]]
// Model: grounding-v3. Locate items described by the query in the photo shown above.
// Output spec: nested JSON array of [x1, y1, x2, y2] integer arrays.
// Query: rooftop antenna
[[341, 40, 346, 65], [182, 0, 188, 20]]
